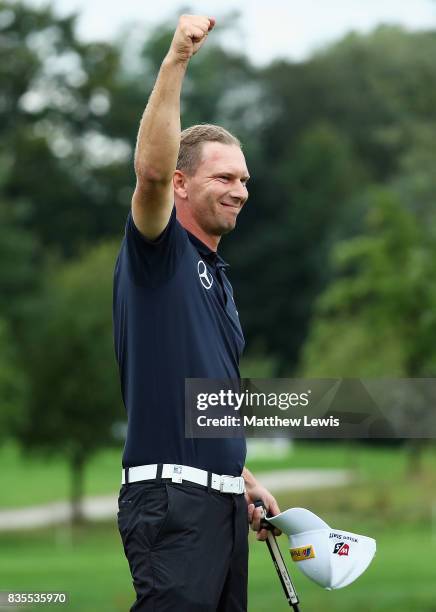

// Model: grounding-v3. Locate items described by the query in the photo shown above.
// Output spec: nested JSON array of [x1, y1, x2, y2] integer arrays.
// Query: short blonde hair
[[177, 124, 241, 176]]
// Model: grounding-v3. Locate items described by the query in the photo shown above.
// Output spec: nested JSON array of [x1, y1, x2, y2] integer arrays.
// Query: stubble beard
[[198, 194, 237, 237]]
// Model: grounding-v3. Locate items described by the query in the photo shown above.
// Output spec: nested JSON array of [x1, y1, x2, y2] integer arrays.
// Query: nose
[[230, 182, 248, 204]]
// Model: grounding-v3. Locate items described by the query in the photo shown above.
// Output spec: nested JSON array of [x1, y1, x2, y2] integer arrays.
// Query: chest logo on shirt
[[197, 260, 213, 290]]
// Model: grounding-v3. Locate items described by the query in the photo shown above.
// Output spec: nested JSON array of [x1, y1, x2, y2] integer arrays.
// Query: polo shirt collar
[[187, 230, 229, 269]]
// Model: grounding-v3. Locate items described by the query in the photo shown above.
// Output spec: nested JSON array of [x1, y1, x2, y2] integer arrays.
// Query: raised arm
[[132, 14, 215, 239]]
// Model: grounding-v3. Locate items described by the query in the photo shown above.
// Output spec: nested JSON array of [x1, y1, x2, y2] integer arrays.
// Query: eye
[[218, 175, 230, 182]]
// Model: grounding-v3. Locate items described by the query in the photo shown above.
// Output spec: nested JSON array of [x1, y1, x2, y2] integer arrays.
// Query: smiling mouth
[[220, 202, 240, 210]]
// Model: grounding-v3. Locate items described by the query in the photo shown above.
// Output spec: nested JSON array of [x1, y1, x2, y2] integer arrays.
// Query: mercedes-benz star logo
[[197, 260, 213, 290]]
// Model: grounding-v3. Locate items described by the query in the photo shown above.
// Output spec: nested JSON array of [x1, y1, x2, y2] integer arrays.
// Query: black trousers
[[117, 480, 249, 611]]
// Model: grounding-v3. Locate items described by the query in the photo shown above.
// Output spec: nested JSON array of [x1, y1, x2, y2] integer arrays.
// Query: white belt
[[121, 463, 245, 495]]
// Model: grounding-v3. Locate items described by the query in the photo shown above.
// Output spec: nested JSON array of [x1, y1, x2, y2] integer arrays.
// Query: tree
[[0, 0, 131, 255], [239, 25, 436, 371], [0, 184, 40, 329], [0, 317, 27, 441], [300, 185, 436, 375], [299, 185, 436, 467], [18, 241, 123, 522], [4, 3, 436, 392], [0, 183, 39, 446], [226, 122, 366, 372]]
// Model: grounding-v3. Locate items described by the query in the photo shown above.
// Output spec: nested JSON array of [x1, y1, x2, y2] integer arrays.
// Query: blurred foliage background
[[0, 1, 435, 610]]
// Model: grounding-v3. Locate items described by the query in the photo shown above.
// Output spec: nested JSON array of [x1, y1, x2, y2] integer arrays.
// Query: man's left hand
[[245, 478, 281, 541]]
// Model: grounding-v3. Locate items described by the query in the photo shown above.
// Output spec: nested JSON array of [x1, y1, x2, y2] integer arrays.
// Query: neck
[[177, 212, 221, 251]]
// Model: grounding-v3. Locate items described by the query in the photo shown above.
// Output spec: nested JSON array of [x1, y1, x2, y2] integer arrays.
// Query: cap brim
[[267, 507, 330, 535]]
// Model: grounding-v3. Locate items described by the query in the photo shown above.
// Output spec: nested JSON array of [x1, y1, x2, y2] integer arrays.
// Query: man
[[113, 15, 280, 611]]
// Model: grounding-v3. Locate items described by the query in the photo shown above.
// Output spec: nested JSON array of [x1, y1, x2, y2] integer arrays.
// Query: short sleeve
[[122, 206, 188, 287]]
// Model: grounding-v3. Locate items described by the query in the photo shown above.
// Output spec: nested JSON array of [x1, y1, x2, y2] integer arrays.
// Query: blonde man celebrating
[[113, 15, 279, 611]]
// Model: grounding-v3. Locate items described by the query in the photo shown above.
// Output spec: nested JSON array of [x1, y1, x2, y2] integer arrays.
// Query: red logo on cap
[[338, 543, 349, 556]]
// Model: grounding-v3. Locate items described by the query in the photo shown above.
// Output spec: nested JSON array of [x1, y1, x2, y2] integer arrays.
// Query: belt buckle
[[172, 465, 183, 483], [220, 475, 244, 494]]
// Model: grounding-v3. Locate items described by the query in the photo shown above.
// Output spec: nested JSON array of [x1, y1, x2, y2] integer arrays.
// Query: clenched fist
[[167, 14, 215, 63]]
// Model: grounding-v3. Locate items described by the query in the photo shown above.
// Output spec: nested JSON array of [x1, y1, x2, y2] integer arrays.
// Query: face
[[176, 142, 250, 237]]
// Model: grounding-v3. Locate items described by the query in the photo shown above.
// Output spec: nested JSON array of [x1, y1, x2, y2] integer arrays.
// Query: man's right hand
[[167, 14, 215, 64], [132, 15, 215, 240]]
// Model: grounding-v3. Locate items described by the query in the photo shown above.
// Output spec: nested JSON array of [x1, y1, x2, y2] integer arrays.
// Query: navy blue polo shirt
[[113, 207, 246, 476]]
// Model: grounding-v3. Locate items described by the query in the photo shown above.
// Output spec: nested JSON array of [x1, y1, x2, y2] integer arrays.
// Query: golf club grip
[[253, 500, 301, 610]]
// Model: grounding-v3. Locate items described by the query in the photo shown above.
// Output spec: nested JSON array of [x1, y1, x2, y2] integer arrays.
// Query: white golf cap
[[267, 508, 376, 590]]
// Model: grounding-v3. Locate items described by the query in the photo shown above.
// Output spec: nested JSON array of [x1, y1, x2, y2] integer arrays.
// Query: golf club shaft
[[255, 502, 301, 611]]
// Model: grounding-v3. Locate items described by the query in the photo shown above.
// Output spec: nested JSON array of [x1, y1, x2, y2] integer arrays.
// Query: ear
[[173, 170, 189, 199]]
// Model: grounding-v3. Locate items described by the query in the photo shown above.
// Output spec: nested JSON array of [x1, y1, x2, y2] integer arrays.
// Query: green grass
[[1, 441, 435, 508], [0, 517, 435, 611], [0, 443, 121, 508], [0, 442, 435, 610], [249, 522, 436, 612]]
